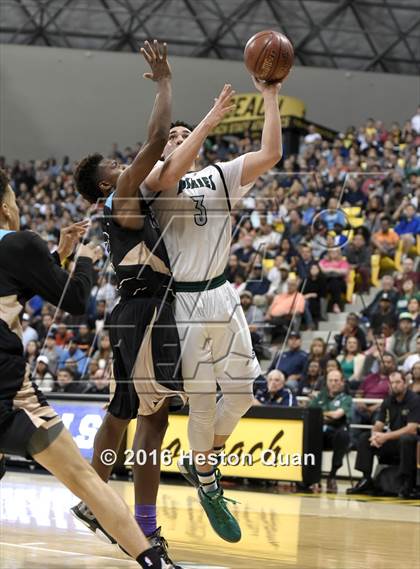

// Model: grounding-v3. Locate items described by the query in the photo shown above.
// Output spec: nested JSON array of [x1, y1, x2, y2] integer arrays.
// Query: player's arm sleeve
[[216, 156, 255, 209], [13, 233, 93, 315]]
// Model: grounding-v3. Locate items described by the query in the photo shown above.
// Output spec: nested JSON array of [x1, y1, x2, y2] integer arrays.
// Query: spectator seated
[[267, 332, 308, 392], [347, 372, 420, 498], [253, 370, 297, 407], [266, 276, 305, 341], [53, 367, 85, 394], [351, 353, 396, 445], [309, 370, 353, 493], [84, 368, 110, 395]]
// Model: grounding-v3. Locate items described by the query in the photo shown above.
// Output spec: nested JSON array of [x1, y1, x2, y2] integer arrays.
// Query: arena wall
[[0, 44, 417, 160]]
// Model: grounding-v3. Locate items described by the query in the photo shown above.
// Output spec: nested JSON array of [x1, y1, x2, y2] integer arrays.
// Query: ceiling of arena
[[1, 0, 419, 75]]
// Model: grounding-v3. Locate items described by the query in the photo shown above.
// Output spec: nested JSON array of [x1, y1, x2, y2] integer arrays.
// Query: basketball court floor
[[1, 472, 419, 569]]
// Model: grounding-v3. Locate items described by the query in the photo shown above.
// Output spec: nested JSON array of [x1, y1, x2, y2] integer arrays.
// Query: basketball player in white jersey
[[142, 78, 282, 542]]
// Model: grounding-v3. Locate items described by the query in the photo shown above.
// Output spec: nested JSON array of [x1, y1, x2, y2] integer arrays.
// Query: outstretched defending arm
[[240, 79, 283, 186], [116, 41, 172, 199], [11, 233, 100, 315]]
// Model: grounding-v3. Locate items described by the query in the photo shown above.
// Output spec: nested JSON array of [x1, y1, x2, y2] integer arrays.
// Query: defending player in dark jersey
[[72, 41, 184, 567], [0, 169, 174, 569]]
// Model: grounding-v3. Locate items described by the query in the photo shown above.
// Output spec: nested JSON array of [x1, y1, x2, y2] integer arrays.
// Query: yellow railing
[[346, 269, 356, 303], [394, 240, 403, 272], [371, 254, 380, 286]]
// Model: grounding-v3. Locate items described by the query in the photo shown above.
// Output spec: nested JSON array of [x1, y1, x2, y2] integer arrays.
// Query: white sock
[[212, 445, 225, 466], [197, 467, 219, 494]]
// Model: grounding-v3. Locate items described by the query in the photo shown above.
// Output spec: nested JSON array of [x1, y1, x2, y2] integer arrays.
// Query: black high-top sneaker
[[147, 527, 183, 569]]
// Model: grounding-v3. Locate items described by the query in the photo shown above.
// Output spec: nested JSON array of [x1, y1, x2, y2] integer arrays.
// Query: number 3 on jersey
[[191, 195, 207, 226]]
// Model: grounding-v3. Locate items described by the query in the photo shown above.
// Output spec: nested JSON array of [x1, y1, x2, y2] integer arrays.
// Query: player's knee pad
[[187, 393, 216, 451], [223, 390, 254, 418], [214, 386, 254, 436]]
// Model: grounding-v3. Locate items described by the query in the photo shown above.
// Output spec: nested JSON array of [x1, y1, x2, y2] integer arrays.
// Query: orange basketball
[[244, 30, 294, 82]]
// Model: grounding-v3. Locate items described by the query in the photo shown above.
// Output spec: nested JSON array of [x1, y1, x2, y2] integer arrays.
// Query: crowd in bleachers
[[2, 107, 419, 493]]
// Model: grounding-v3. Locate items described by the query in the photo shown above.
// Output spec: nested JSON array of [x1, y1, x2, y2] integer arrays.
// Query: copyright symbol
[[100, 449, 117, 466]]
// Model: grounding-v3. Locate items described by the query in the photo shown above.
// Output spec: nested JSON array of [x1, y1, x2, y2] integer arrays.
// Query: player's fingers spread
[[140, 42, 152, 58], [226, 88, 235, 99], [217, 83, 229, 98], [221, 85, 234, 102], [218, 90, 229, 103], [162, 42, 168, 60], [67, 226, 85, 236], [72, 220, 90, 230], [154, 39, 162, 59], [220, 91, 235, 108], [222, 83, 232, 97], [150, 39, 159, 60], [140, 48, 152, 64], [143, 41, 156, 61]]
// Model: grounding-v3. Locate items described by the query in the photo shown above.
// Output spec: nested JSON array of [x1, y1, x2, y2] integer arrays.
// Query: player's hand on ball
[[141, 40, 171, 82], [252, 76, 282, 95], [205, 83, 236, 128]]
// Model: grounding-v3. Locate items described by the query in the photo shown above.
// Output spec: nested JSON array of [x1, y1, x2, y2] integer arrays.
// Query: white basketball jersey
[[141, 155, 253, 282]]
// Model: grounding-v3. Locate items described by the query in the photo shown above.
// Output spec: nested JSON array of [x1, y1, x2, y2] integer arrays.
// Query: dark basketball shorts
[[108, 296, 186, 419], [0, 356, 63, 459]]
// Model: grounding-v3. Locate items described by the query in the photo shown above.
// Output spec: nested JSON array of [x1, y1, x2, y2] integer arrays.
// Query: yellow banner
[[211, 92, 305, 135], [127, 414, 308, 481]]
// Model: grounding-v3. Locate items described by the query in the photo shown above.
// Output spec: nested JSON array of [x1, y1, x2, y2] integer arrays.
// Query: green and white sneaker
[[178, 456, 240, 542], [177, 456, 222, 488], [177, 456, 200, 488], [198, 486, 241, 543]]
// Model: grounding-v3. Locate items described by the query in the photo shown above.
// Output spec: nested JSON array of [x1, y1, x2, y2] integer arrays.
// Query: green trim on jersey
[[174, 273, 226, 293]]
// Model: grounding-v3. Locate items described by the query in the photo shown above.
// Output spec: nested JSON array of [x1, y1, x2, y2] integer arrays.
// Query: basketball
[[244, 30, 294, 82]]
